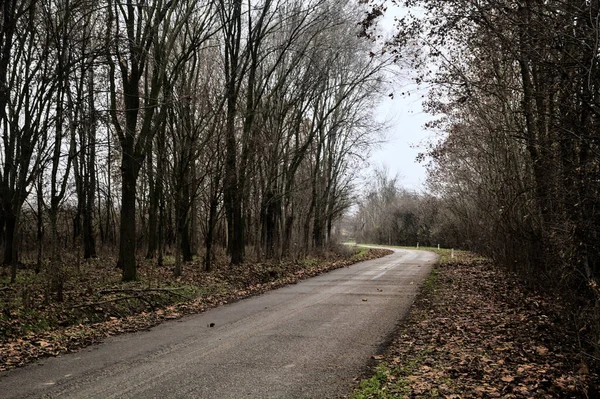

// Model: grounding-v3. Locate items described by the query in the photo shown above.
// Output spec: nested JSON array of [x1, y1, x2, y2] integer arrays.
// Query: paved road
[[0, 248, 438, 399]]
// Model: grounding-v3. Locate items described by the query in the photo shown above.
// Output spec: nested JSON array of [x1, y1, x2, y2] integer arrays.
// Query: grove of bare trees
[[350, 167, 455, 248], [0, 0, 388, 294]]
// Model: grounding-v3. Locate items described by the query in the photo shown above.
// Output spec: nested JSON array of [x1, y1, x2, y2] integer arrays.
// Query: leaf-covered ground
[[353, 250, 599, 398], [0, 246, 392, 372]]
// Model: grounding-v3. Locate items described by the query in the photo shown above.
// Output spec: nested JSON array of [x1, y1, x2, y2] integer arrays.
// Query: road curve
[[0, 248, 438, 399]]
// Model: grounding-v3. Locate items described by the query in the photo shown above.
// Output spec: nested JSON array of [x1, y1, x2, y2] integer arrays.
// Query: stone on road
[[0, 248, 438, 399]]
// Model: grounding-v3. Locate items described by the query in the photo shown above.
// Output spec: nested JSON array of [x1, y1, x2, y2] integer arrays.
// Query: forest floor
[[352, 248, 599, 399], [0, 246, 392, 372]]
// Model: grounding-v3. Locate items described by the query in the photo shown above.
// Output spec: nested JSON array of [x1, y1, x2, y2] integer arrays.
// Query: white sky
[[364, 4, 435, 193], [370, 84, 433, 191]]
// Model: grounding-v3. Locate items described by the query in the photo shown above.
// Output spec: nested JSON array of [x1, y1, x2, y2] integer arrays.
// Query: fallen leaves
[[354, 253, 598, 398], [535, 346, 549, 356]]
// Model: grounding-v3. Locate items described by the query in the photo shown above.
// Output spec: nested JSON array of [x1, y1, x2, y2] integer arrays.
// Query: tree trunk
[[261, 190, 278, 259], [0, 216, 5, 251], [205, 197, 218, 272], [6, 213, 17, 282], [118, 151, 138, 281], [36, 175, 43, 273], [105, 125, 115, 246], [174, 228, 182, 277], [189, 165, 198, 257], [327, 215, 333, 245], [221, 0, 244, 265], [224, 117, 244, 264], [281, 210, 293, 258], [313, 214, 324, 249], [157, 129, 166, 267], [180, 173, 193, 262], [83, 205, 96, 258], [49, 211, 63, 302], [83, 71, 97, 259], [182, 222, 192, 262], [158, 197, 165, 267], [4, 213, 16, 267], [146, 148, 158, 259]]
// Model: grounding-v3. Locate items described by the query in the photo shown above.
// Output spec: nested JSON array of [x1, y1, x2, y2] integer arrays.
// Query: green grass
[[353, 364, 406, 399], [352, 352, 434, 399], [353, 246, 370, 257], [423, 268, 440, 295], [301, 257, 319, 268]]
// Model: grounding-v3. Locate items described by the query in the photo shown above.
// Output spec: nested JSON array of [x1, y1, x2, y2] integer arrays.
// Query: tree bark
[[83, 70, 97, 258], [118, 151, 138, 281], [5, 213, 16, 278], [36, 175, 43, 273], [146, 147, 158, 259], [204, 196, 218, 272]]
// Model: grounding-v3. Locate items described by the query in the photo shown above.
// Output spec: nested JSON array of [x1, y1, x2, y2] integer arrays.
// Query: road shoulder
[[352, 249, 596, 398]]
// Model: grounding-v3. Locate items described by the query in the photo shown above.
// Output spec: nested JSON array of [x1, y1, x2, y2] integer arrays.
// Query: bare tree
[[1, 0, 55, 282], [106, 0, 210, 280]]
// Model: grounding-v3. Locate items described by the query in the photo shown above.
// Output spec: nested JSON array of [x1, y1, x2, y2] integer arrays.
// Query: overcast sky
[[361, 3, 436, 193], [369, 84, 434, 192]]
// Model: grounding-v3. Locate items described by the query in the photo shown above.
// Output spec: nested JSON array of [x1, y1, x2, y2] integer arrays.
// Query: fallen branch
[[71, 288, 191, 310], [98, 288, 188, 297], [70, 295, 146, 310]]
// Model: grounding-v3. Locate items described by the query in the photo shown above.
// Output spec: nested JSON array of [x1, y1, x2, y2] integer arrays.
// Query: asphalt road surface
[[0, 248, 438, 399]]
